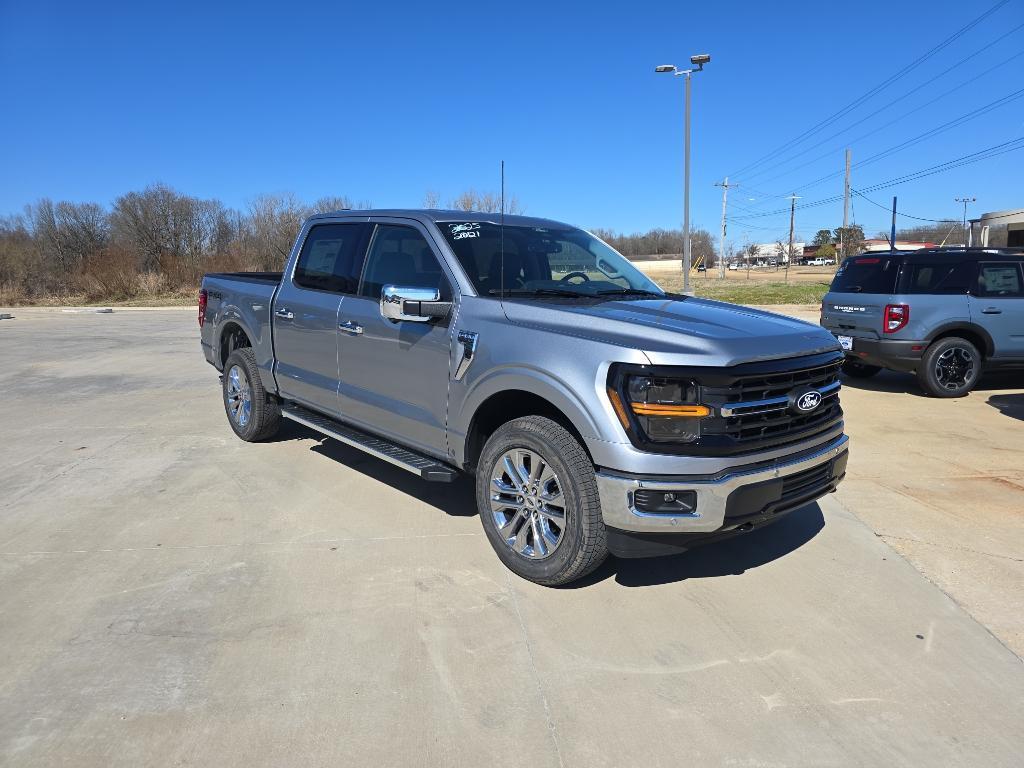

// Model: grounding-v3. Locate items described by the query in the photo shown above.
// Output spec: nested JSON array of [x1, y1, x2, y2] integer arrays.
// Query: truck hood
[[502, 296, 840, 367]]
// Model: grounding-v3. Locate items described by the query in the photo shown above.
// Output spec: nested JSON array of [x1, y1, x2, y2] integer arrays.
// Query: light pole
[[657, 54, 710, 294], [955, 196, 975, 246]]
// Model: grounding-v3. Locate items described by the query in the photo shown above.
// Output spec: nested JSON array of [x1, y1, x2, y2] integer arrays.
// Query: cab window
[[293, 223, 368, 293], [359, 225, 451, 300]]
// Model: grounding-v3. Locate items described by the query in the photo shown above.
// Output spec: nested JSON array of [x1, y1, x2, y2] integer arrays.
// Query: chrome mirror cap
[[380, 285, 442, 323]]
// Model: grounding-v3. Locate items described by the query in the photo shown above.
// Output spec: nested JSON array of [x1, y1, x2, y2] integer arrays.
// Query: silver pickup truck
[[199, 209, 849, 585]]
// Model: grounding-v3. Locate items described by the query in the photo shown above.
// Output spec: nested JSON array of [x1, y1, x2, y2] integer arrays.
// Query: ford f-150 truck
[[199, 210, 849, 585]]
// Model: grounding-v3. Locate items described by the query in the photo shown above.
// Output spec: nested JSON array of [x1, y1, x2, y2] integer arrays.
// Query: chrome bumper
[[596, 434, 849, 534]]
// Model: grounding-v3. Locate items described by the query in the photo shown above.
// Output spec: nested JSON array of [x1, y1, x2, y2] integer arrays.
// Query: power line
[[766, 88, 1024, 199], [730, 137, 1024, 221], [851, 189, 956, 222], [726, 0, 1012, 178], [741, 40, 1024, 187]]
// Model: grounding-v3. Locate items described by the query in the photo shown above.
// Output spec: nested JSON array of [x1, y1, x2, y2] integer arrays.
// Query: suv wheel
[[841, 359, 882, 378], [223, 348, 281, 440], [476, 416, 608, 586], [918, 337, 981, 398]]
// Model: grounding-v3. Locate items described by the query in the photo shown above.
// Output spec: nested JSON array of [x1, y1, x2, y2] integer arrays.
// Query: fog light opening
[[633, 489, 698, 515]]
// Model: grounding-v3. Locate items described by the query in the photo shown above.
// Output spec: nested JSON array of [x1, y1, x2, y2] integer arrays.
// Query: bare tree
[[423, 190, 441, 209]]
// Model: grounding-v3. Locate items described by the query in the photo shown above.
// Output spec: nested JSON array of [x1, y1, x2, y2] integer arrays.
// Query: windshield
[[437, 221, 665, 298]]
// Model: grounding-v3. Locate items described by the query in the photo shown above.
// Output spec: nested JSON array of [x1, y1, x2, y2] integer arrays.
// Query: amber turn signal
[[629, 403, 711, 418]]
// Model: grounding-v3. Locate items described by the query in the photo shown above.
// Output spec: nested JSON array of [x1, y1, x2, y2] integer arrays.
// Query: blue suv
[[820, 248, 1024, 397]]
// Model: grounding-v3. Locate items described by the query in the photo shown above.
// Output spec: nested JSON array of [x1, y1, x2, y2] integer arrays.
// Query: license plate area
[[837, 335, 853, 351]]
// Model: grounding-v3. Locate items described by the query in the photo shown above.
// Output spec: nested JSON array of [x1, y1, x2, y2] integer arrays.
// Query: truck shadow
[[571, 503, 826, 588], [275, 420, 478, 517], [273, 421, 826, 585], [987, 393, 1024, 422]]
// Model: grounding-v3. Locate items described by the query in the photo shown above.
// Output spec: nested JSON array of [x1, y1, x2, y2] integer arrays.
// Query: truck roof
[[307, 208, 574, 230]]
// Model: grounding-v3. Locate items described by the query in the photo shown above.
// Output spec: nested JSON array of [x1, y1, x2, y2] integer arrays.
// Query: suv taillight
[[198, 289, 208, 328], [883, 303, 908, 334]]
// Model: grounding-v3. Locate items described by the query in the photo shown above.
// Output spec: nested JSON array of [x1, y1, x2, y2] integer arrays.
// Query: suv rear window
[[900, 261, 974, 294], [830, 256, 900, 294]]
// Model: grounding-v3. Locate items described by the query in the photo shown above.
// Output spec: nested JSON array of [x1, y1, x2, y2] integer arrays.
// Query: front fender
[[450, 363, 607, 466]]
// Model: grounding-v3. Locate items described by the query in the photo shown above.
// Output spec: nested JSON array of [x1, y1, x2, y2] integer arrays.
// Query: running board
[[281, 404, 458, 482]]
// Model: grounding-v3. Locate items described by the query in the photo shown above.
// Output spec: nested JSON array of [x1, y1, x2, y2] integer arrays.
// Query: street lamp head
[[690, 54, 711, 68], [655, 65, 677, 73]]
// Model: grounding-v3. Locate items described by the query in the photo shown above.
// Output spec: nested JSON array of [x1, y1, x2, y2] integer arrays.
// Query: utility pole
[[890, 196, 897, 253], [955, 196, 975, 246], [714, 177, 736, 279], [786, 194, 800, 284], [841, 149, 851, 261]]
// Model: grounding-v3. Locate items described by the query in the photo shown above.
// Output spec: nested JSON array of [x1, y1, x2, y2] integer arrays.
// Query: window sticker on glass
[[449, 222, 481, 240]]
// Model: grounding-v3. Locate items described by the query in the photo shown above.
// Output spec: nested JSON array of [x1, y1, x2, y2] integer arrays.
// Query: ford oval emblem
[[796, 390, 822, 413]]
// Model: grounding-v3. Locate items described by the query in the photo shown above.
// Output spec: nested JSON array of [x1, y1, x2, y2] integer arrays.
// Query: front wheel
[[917, 337, 981, 398], [476, 416, 607, 586]]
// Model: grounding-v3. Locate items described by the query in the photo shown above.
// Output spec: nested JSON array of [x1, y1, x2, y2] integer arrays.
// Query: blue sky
[[1, 0, 1022, 243]]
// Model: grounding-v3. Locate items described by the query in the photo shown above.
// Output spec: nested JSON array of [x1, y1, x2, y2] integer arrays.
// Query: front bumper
[[596, 434, 848, 547]]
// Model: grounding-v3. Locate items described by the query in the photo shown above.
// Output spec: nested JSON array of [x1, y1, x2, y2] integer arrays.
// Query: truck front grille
[[700, 356, 843, 453]]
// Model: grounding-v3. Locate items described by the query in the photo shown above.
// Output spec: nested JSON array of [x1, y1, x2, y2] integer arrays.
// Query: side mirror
[[380, 285, 452, 323]]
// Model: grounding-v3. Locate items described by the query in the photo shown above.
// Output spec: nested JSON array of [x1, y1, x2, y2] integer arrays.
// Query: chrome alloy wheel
[[226, 365, 252, 427], [490, 448, 566, 559], [935, 346, 975, 390]]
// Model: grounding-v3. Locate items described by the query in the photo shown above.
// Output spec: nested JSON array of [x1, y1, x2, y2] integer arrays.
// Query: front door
[[336, 221, 456, 458], [970, 261, 1024, 358], [273, 222, 369, 415]]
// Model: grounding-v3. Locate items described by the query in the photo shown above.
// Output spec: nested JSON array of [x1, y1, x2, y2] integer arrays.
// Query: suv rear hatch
[[821, 254, 903, 341]]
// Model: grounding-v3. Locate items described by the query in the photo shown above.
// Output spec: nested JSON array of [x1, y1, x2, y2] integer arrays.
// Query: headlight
[[608, 374, 710, 443]]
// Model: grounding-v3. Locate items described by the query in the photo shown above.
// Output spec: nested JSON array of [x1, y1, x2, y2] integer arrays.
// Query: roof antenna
[[500, 159, 505, 301]]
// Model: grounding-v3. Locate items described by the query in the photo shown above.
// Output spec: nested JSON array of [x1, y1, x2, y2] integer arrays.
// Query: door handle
[[339, 320, 364, 335], [275, 308, 294, 320], [981, 308, 1002, 315]]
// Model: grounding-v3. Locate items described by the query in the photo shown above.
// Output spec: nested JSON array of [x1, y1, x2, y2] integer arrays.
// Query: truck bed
[[203, 271, 282, 285]]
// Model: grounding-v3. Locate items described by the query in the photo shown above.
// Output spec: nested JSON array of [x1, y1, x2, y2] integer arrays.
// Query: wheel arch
[[461, 388, 595, 474], [218, 319, 254, 369], [925, 322, 993, 358]]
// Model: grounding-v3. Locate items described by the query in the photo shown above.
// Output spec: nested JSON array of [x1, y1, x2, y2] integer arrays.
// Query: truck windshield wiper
[[595, 288, 665, 297], [487, 288, 594, 298]]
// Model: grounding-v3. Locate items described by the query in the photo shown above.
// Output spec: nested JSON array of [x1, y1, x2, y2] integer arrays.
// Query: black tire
[[222, 347, 281, 441], [841, 359, 882, 378], [476, 416, 608, 586], [917, 337, 981, 398]]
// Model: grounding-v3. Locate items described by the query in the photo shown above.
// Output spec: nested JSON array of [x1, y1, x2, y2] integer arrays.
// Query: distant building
[[968, 208, 1024, 248], [743, 242, 804, 264], [861, 239, 936, 252]]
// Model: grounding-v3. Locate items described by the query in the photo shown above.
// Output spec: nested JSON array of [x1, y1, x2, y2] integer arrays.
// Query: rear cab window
[[293, 223, 370, 294], [830, 255, 900, 294]]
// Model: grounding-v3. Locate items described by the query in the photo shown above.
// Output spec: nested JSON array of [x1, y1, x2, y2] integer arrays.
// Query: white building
[[745, 242, 805, 264]]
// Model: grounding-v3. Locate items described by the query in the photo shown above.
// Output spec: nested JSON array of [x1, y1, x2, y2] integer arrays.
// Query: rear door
[[820, 255, 901, 341], [273, 222, 370, 415], [335, 220, 457, 458], [969, 261, 1024, 358]]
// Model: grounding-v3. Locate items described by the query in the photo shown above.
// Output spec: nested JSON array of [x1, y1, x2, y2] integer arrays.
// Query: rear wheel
[[841, 359, 882, 378], [917, 337, 980, 398], [222, 347, 281, 441], [476, 416, 607, 586]]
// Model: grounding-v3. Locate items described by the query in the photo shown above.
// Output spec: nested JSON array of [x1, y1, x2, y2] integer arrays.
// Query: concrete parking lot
[[1, 308, 1022, 767]]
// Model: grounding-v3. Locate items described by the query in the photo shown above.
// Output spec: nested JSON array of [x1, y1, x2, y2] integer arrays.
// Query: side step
[[280, 403, 458, 482]]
